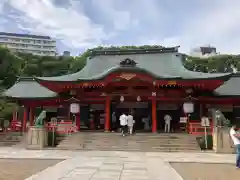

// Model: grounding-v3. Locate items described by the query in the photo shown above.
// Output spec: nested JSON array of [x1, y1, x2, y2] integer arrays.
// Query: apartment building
[[0, 32, 56, 56], [190, 45, 218, 58], [63, 51, 70, 57]]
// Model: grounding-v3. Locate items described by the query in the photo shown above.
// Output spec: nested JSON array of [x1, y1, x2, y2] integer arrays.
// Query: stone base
[[213, 127, 235, 154], [26, 126, 48, 150]]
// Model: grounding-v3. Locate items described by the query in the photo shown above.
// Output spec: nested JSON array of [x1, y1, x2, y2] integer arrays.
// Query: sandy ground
[[171, 162, 240, 180], [0, 159, 62, 180]]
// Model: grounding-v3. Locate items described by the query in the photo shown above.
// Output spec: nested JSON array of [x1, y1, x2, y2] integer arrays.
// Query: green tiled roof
[[3, 78, 57, 99], [214, 75, 240, 96], [35, 51, 231, 82]]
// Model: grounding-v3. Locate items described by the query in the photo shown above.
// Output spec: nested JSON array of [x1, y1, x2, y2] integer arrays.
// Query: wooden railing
[[9, 120, 78, 135], [188, 120, 213, 135], [9, 121, 22, 132], [47, 121, 78, 135], [9, 119, 214, 136]]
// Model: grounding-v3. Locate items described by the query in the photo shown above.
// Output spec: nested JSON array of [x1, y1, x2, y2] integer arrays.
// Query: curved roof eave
[[34, 67, 232, 83], [34, 66, 182, 83], [214, 76, 240, 96], [2, 78, 58, 99]]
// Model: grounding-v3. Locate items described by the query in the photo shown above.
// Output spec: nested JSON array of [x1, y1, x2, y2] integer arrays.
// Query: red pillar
[[22, 107, 28, 132], [152, 98, 157, 133], [29, 107, 35, 126], [104, 96, 111, 132], [76, 113, 80, 131]]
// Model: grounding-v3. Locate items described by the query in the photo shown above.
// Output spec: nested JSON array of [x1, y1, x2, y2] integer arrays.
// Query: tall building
[[0, 32, 56, 56], [190, 45, 218, 58], [63, 51, 70, 57]]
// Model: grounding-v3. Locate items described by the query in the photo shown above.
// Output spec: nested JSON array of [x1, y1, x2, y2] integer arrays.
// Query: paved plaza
[[0, 147, 236, 180]]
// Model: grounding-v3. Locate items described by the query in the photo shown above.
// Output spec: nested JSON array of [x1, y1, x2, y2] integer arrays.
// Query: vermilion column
[[29, 107, 35, 126], [22, 107, 28, 132], [152, 98, 157, 133], [104, 96, 111, 132]]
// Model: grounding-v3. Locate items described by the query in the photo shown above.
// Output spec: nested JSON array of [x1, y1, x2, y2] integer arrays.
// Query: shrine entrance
[[111, 95, 152, 132]]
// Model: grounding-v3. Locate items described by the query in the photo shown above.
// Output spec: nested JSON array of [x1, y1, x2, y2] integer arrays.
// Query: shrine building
[[3, 47, 240, 133]]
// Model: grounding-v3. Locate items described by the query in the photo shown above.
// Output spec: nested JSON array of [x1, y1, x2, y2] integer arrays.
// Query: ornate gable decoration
[[120, 58, 137, 67]]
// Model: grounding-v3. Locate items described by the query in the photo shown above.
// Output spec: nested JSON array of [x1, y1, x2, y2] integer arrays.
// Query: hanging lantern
[[70, 103, 80, 114], [120, 96, 124, 102], [183, 102, 194, 113], [137, 96, 141, 102]]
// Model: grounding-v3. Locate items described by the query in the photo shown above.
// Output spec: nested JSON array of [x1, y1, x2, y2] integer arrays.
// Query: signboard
[[119, 73, 136, 80], [201, 116, 210, 127], [180, 117, 187, 123], [157, 104, 178, 110], [116, 102, 148, 109], [90, 104, 105, 110]]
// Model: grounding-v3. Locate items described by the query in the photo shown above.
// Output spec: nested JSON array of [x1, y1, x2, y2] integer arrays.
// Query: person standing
[[164, 114, 172, 133], [111, 112, 116, 131], [230, 125, 240, 168], [127, 113, 135, 135], [142, 116, 150, 131], [119, 112, 127, 136]]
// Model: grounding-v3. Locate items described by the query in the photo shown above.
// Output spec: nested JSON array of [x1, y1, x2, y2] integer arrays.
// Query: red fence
[[188, 120, 213, 135], [8, 121, 22, 132], [9, 120, 77, 135], [47, 121, 78, 135], [9, 120, 213, 136]]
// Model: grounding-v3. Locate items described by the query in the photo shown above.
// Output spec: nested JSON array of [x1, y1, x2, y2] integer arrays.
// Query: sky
[[0, 0, 240, 55]]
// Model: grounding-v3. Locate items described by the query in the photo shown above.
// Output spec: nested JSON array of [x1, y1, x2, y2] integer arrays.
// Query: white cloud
[[5, 0, 107, 48], [91, 0, 163, 31], [158, 0, 240, 54], [91, 0, 134, 31], [1, 0, 240, 54]]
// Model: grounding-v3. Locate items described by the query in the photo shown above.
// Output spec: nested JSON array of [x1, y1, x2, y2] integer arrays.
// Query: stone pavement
[[0, 147, 235, 180]]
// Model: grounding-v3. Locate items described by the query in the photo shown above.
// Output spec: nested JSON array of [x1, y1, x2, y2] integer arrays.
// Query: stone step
[[57, 146, 199, 152], [57, 132, 200, 152], [0, 133, 23, 147]]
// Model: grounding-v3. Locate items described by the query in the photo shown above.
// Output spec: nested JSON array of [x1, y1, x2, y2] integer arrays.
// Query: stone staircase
[[0, 132, 24, 147], [57, 132, 200, 152]]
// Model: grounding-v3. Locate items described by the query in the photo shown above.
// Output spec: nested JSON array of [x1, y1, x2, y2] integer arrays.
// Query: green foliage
[[184, 55, 240, 73], [0, 98, 18, 119]]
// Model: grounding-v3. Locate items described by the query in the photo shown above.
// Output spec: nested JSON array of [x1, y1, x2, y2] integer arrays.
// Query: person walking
[[164, 114, 172, 133], [127, 113, 135, 135], [230, 125, 240, 168], [119, 112, 127, 136]]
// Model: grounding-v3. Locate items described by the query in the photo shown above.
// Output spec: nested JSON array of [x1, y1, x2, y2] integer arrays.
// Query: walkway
[[0, 147, 235, 180]]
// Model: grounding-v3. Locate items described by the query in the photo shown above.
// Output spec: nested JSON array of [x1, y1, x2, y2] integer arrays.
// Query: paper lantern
[[183, 102, 194, 113], [70, 103, 80, 114], [120, 96, 124, 102], [137, 96, 141, 102]]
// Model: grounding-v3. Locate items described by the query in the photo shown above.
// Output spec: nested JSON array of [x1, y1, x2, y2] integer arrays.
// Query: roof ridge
[[17, 77, 35, 81], [90, 46, 180, 56]]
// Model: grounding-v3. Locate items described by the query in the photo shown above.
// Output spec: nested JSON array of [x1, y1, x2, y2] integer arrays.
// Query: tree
[[184, 55, 240, 73]]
